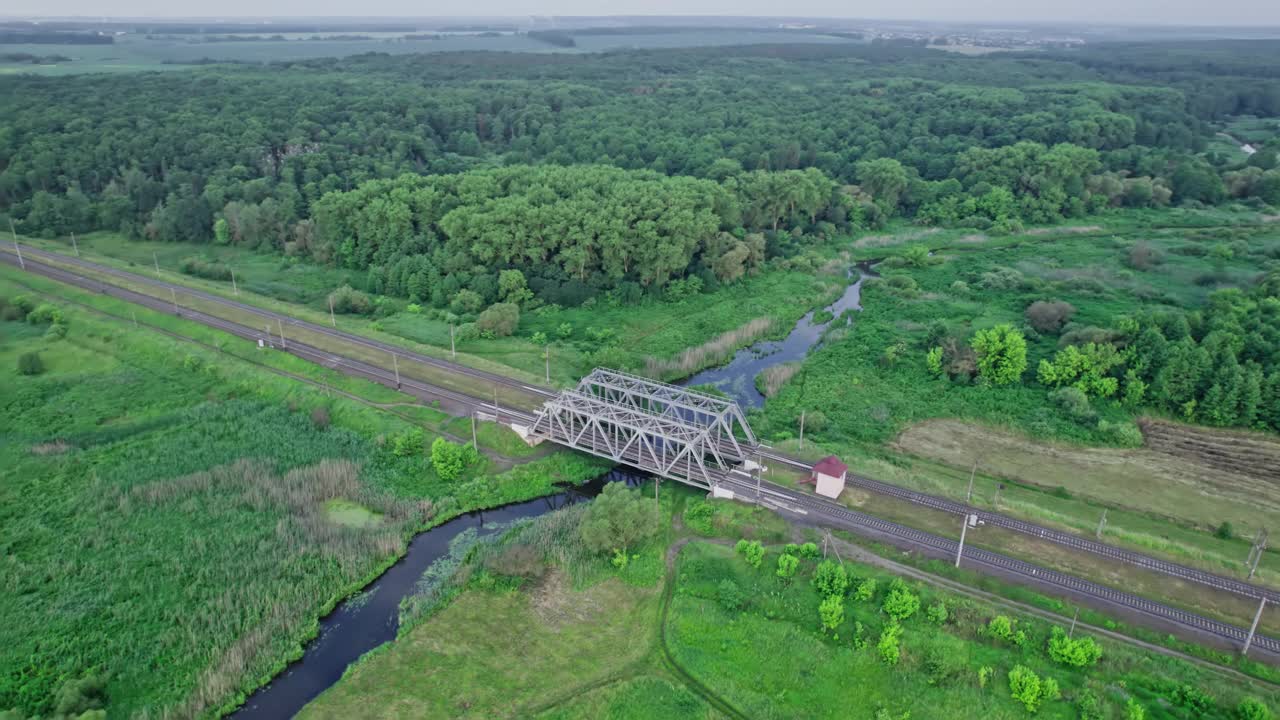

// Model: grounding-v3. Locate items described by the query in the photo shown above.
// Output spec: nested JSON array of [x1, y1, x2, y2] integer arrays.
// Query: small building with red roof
[[811, 455, 848, 499]]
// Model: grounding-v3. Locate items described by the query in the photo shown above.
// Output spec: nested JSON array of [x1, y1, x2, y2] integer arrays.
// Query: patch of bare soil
[[30, 440, 72, 455], [1138, 418, 1280, 484], [530, 570, 616, 627], [894, 418, 1280, 529], [1024, 225, 1102, 236]]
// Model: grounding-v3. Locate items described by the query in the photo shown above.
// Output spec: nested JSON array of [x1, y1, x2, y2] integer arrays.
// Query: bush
[[1126, 242, 1163, 270], [1237, 697, 1273, 720], [853, 577, 878, 602], [1050, 386, 1096, 423], [925, 602, 948, 625], [819, 594, 845, 635], [1170, 684, 1214, 714], [43, 323, 68, 341], [798, 542, 819, 558], [17, 352, 44, 376], [26, 303, 64, 326], [1125, 698, 1146, 720], [876, 621, 903, 665], [881, 578, 921, 621], [1075, 689, 1103, 720], [178, 255, 233, 281], [476, 302, 520, 337], [1046, 627, 1102, 667], [328, 284, 374, 315], [734, 539, 764, 569], [579, 482, 657, 555], [683, 499, 715, 535], [1215, 521, 1235, 540], [309, 406, 331, 429], [813, 560, 849, 598], [1008, 665, 1060, 713], [1025, 300, 1076, 333], [717, 579, 744, 612], [776, 553, 799, 580]]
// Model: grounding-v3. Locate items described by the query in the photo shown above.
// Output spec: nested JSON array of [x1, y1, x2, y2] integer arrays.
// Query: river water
[[681, 263, 874, 408], [230, 468, 646, 719]]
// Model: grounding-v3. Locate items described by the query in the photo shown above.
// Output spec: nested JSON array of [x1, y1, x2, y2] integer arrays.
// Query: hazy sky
[[9, 0, 1280, 26]]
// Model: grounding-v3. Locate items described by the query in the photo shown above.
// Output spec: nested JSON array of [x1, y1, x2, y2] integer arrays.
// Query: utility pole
[[230, 267, 238, 296], [471, 412, 478, 447], [755, 452, 762, 501], [70, 232, 79, 257], [493, 386, 499, 414], [391, 353, 400, 389], [450, 324, 456, 360], [799, 410, 806, 450], [955, 514, 975, 568], [9, 219, 23, 269], [169, 287, 178, 314], [277, 318, 286, 349], [1095, 509, 1108, 540], [1068, 608, 1080, 639], [826, 530, 845, 566], [153, 252, 161, 278], [131, 310, 138, 329], [328, 295, 337, 327], [966, 462, 977, 502], [265, 324, 272, 348], [544, 345, 550, 384], [1243, 597, 1267, 657], [993, 483, 1005, 509], [1247, 529, 1269, 580]]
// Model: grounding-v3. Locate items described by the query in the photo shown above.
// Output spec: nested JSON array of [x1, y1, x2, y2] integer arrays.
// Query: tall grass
[[757, 361, 801, 398], [644, 316, 774, 379]]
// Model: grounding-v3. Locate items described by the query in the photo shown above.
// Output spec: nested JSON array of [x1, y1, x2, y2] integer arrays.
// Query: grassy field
[[0, 279, 607, 718], [300, 487, 1278, 720]]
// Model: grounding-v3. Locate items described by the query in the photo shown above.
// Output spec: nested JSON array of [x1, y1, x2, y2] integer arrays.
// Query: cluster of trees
[[309, 164, 843, 307], [4, 41, 1278, 251], [924, 269, 1280, 434]]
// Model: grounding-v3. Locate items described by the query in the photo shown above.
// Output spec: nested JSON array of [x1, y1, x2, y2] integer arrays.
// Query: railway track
[[4, 244, 554, 403], [718, 475, 1280, 657], [6, 245, 1279, 659], [757, 449, 1280, 604]]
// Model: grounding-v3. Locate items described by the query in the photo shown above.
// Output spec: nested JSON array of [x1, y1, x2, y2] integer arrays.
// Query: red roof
[[812, 455, 847, 477]]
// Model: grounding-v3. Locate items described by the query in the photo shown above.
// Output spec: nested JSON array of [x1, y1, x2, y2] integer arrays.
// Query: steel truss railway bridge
[[517, 368, 760, 492]]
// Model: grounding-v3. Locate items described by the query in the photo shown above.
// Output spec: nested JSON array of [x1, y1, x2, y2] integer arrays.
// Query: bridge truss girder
[[576, 367, 757, 463], [528, 389, 732, 490]]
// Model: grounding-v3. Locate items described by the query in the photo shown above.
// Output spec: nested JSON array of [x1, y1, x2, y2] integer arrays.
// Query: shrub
[[1008, 665, 1059, 713], [309, 406, 330, 429], [1025, 300, 1076, 333], [877, 622, 903, 665], [798, 542, 819, 558], [1237, 697, 1273, 720], [925, 602, 948, 625], [1125, 699, 1146, 720], [987, 615, 1017, 642], [328, 284, 374, 315], [737, 539, 764, 569], [972, 324, 1027, 386], [819, 594, 845, 635], [1127, 242, 1163, 270], [977, 665, 994, 689], [17, 352, 44, 376], [1075, 689, 1103, 720], [1170, 684, 1214, 714], [26, 303, 64, 326], [926, 346, 945, 377], [853, 577, 878, 602], [178, 255, 233, 281], [884, 274, 919, 296], [1050, 386, 1096, 423], [579, 482, 656, 555], [1047, 627, 1102, 667], [717, 579, 744, 612], [683, 499, 715, 534], [881, 578, 921, 621], [1215, 521, 1235, 540], [43, 323, 68, 341], [813, 560, 849, 598], [476, 302, 520, 337], [391, 428, 426, 457], [776, 553, 799, 580]]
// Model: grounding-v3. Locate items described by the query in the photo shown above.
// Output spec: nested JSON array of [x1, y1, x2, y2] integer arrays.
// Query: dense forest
[[2, 41, 1279, 305]]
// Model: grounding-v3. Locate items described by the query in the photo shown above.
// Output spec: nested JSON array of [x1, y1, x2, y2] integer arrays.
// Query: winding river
[[681, 263, 875, 408], [230, 468, 646, 719]]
